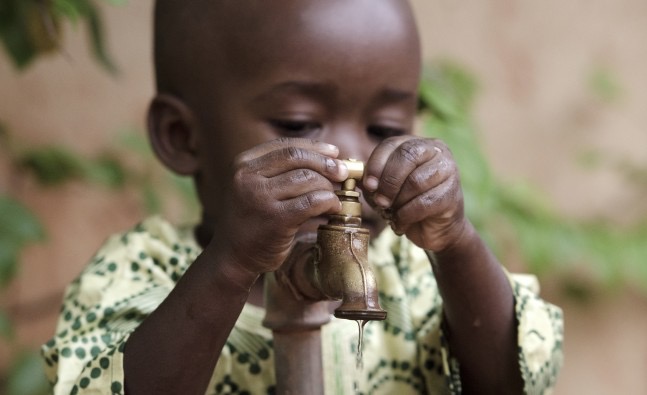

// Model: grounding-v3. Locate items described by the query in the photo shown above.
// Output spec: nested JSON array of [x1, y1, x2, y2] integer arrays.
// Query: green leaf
[[0, 195, 45, 245], [2, 0, 122, 72], [6, 351, 50, 395], [589, 66, 622, 102], [169, 172, 199, 219], [0, 120, 8, 147], [17, 146, 85, 186], [142, 181, 162, 214], [418, 61, 478, 121], [0, 240, 19, 286], [0, 196, 44, 286], [101, 0, 128, 5], [83, 154, 127, 188], [52, 0, 84, 24], [117, 130, 154, 157], [169, 173, 197, 204], [0, 0, 38, 69], [0, 309, 14, 340], [85, 2, 118, 74]]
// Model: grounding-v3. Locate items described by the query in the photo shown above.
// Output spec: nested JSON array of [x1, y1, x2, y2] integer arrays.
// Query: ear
[[147, 93, 200, 175]]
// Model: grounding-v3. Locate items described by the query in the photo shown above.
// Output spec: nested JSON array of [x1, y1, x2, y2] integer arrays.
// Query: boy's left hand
[[363, 136, 467, 252]]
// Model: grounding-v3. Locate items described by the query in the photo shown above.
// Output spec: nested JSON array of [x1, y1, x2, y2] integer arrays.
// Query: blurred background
[[1, 0, 646, 393]]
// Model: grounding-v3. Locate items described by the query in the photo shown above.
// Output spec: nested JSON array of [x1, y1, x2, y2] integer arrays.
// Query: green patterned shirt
[[42, 216, 563, 394]]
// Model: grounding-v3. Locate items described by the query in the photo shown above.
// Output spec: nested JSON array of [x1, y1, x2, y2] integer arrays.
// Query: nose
[[325, 123, 375, 162]]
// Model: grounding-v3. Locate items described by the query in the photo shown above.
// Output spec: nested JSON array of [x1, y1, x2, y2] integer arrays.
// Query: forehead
[[212, 0, 421, 86]]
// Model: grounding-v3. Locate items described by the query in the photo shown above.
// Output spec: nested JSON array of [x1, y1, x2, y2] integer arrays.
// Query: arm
[[41, 219, 262, 395], [430, 220, 523, 394], [123, 241, 259, 394], [124, 139, 349, 394], [363, 136, 523, 394]]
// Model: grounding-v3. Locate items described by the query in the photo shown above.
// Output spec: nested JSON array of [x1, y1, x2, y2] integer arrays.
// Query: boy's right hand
[[209, 138, 349, 276]]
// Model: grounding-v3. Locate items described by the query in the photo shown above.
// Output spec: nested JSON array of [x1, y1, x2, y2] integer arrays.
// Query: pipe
[[263, 271, 328, 395]]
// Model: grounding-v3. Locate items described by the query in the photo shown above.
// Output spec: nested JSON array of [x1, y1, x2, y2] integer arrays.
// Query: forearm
[[124, 242, 260, 395], [429, 220, 523, 394]]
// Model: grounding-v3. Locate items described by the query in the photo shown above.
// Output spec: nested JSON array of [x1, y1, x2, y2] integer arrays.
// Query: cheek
[[204, 119, 274, 161]]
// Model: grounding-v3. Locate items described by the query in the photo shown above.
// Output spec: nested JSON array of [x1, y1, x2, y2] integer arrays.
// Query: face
[[191, 0, 421, 237]]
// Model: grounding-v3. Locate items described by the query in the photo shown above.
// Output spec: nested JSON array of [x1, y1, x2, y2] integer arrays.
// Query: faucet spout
[[313, 159, 386, 321], [265, 159, 387, 322], [314, 219, 386, 321]]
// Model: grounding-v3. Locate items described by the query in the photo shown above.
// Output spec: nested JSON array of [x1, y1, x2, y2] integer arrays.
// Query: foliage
[[0, 133, 196, 395], [0, 131, 198, 394], [588, 65, 622, 103], [4, 352, 50, 395], [0, 196, 45, 287], [418, 60, 647, 297], [3, 129, 199, 215], [0, 0, 122, 71], [0, 195, 48, 394], [0, 1, 126, 393]]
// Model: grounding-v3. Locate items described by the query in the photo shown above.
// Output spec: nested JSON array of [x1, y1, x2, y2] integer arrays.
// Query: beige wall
[[1, 1, 646, 393], [411, 0, 647, 223]]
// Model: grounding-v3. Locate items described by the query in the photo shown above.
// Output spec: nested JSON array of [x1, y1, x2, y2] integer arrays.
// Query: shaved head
[[153, 0, 218, 95], [153, 0, 419, 108]]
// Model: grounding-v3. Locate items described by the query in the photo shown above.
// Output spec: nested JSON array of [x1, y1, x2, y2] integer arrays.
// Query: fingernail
[[336, 160, 348, 177], [323, 143, 339, 154], [364, 176, 379, 191], [374, 193, 391, 208]]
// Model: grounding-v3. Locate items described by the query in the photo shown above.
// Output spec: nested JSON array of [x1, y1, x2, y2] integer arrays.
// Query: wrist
[[427, 219, 478, 267], [202, 240, 261, 293]]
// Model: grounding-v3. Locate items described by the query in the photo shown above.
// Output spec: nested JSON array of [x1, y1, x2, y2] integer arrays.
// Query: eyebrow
[[374, 88, 417, 105], [251, 80, 417, 108], [252, 80, 337, 103]]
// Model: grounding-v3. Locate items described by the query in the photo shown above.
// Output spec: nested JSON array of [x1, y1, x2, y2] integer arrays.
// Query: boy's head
[[148, 0, 421, 236]]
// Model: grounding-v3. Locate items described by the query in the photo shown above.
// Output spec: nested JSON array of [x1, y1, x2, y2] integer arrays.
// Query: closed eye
[[270, 119, 322, 136], [367, 125, 407, 140]]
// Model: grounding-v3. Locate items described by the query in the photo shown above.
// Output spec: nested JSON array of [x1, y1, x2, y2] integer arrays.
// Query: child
[[42, 0, 563, 394]]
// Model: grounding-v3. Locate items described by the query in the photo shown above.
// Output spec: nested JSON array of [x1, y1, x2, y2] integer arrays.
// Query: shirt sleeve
[[41, 218, 198, 395], [426, 272, 564, 395], [391, 235, 563, 395], [510, 273, 564, 394]]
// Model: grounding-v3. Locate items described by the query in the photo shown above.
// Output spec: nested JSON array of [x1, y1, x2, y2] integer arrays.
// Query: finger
[[392, 176, 462, 228], [266, 169, 336, 201], [236, 137, 340, 163], [247, 146, 349, 182], [363, 136, 411, 192], [390, 153, 453, 210], [278, 190, 342, 225], [368, 138, 440, 208]]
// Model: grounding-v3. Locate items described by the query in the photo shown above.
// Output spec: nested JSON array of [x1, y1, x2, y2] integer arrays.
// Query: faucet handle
[[341, 159, 364, 191], [342, 159, 364, 179]]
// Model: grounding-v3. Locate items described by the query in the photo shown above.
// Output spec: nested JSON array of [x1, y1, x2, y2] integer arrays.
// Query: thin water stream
[[355, 320, 369, 370]]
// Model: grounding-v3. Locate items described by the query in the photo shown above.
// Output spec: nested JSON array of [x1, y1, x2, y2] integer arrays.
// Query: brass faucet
[[262, 159, 386, 395], [312, 159, 387, 321], [265, 159, 386, 326]]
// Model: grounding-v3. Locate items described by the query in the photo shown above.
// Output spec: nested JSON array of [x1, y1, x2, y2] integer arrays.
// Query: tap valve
[[314, 159, 387, 321]]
